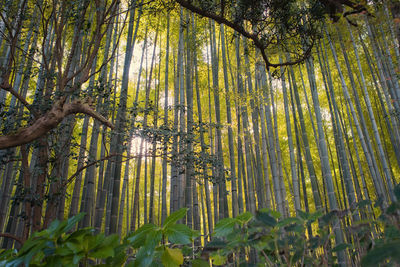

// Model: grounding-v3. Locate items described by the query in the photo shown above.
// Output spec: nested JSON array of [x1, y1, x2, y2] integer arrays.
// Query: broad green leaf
[[54, 246, 73, 257], [144, 229, 163, 250], [106, 249, 127, 266], [297, 210, 309, 220], [73, 254, 83, 265], [235, 212, 253, 225], [127, 224, 158, 248], [277, 217, 301, 228], [270, 210, 282, 219], [308, 210, 323, 222], [165, 224, 193, 245], [66, 228, 93, 242], [320, 211, 337, 226], [192, 259, 210, 267], [64, 213, 86, 233], [101, 234, 119, 248], [213, 218, 236, 237], [5, 257, 24, 267], [87, 234, 106, 250], [256, 211, 277, 227], [134, 246, 155, 267], [210, 252, 226, 266], [90, 245, 114, 259], [161, 247, 183, 267], [65, 239, 83, 254], [17, 238, 43, 256], [163, 208, 188, 229], [53, 220, 69, 238], [47, 220, 61, 235], [134, 230, 162, 267]]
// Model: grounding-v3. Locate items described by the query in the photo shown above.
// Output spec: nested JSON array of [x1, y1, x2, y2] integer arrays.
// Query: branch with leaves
[[174, 0, 369, 67]]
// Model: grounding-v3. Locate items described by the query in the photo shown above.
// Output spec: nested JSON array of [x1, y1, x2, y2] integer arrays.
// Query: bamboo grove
[[0, 0, 400, 265]]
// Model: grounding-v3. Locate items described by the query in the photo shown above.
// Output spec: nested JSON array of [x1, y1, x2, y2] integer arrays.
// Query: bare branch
[[0, 233, 24, 245], [0, 82, 37, 116]]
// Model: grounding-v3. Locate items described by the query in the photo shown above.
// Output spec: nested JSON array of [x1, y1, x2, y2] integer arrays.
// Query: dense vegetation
[[0, 0, 400, 266]]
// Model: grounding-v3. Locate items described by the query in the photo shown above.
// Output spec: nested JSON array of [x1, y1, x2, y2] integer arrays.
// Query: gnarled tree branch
[[0, 232, 24, 245], [175, 0, 314, 68], [0, 98, 114, 150], [175, 0, 368, 68]]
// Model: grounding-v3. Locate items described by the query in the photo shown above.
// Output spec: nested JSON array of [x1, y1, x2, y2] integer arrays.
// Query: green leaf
[[308, 210, 323, 222], [163, 208, 188, 229], [73, 254, 83, 265], [210, 252, 226, 266], [277, 217, 301, 228], [106, 247, 127, 266], [87, 234, 106, 250], [235, 212, 253, 225], [356, 200, 372, 209], [133, 230, 162, 267], [127, 224, 158, 248], [134, 247, 155, 267], [213, 218, 236, 237], [64, 213, 85, 233], [270, 210, 282, 219], [192, 259, 210, 267], [297, 210, 309, 220], [320, 211, 337, 226], [144, 229, 163, 250], [47, 220, 61, 235], [90, 245, 114, 259], [54, 246, 73, 257], [66, 228, 93, 242], [256, 211, 277, 227], [161, 247, 183, 267], [165, 224, 193, 245], [65, 239, 83, 254], [99, 234, 119, 249]]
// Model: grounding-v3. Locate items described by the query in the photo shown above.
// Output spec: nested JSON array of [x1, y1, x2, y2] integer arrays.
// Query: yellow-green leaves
[[3, 213, 120, 267], [192, 259, 210, 267], [126, 208, 198, 266], [210, 252, 226, 266], [161, 247, 184, 267]]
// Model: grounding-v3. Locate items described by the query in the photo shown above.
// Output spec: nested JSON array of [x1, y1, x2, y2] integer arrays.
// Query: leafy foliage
[[0, 213, 121, 267], [2, 188, 400, 267], [0, 209, 198, 267], [361, 185, 400, 267]]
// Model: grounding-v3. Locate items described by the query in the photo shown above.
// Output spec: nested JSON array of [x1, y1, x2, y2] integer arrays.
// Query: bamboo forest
[[1, 0, 400, 266]]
